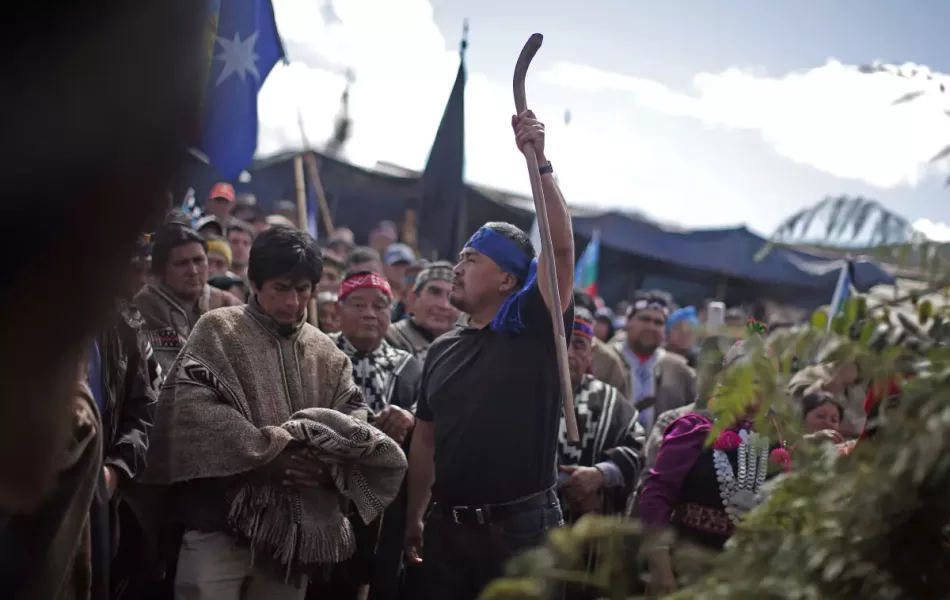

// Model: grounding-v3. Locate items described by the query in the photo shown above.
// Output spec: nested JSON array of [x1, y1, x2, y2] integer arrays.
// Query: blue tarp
[[571, 211, 895, 292]]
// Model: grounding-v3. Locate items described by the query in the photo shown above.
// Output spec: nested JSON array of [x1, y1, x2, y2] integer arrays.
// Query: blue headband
[[465, 227, 532, 280], [464, 226, 538, 334]]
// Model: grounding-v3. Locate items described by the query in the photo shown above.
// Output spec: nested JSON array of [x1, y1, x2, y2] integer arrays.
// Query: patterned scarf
[[557, 375, 644, 517], [334, 334, 413, 413], [559, 377, 603, 466]]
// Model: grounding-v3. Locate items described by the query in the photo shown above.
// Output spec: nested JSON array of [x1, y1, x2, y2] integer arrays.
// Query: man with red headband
[[325, 270, 421, 599], [405, 110, 575, 600]]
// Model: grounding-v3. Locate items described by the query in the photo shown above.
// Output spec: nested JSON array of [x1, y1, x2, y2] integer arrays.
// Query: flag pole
[[303, 152, 336, 238], [294, 154, 319, 326], [452, 20, 470, 258], [296, 108, 336, 238]]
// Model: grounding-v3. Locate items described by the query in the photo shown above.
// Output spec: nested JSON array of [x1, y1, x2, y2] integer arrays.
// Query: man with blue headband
[[405, 110, 575, 600]]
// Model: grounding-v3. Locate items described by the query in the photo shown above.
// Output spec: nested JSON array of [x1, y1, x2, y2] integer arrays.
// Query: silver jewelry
[[713, 429, 769, 524]]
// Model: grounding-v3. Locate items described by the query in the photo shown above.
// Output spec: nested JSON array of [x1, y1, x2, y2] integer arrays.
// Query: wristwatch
[[539, 161, 553, 175]]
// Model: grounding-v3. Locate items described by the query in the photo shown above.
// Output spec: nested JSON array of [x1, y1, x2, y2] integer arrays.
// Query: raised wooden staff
[[514, 34, 578, 443]]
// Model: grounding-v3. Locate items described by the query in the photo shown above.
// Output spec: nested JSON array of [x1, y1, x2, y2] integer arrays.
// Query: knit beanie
[[413, 261, 453, 293], [206, 238, 232, 266]]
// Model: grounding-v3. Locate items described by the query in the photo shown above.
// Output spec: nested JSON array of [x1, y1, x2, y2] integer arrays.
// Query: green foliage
[[481, 295, 950, 600]]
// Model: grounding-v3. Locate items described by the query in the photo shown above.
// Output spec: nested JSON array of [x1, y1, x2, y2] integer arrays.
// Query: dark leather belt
[[436, 488, 558, 526]]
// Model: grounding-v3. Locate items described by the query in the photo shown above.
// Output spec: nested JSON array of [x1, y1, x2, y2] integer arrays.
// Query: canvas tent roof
[[182, 151, 895, 297], [569, 211, 895, 293]]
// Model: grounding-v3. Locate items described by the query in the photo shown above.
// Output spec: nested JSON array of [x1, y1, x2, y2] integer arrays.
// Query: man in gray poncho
[[144, 227, 406, 600]]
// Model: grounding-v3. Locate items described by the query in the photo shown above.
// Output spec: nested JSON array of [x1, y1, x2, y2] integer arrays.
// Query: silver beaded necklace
[[713, 429, 769, 524]]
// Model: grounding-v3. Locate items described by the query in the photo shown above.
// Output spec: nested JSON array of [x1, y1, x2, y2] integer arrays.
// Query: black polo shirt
[[415, 284, 573, 506]]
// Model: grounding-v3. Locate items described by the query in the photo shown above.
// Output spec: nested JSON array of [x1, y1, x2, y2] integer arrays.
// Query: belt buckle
[[452, 506, 465, 524]]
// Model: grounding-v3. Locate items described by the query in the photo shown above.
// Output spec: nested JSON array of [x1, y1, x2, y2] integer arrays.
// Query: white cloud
[[913, 218, 950, 243], [539, 60, 950, 189], [257, 0, 948, 233], [260, 0, 527, 196], [259, 0, 654, 208]]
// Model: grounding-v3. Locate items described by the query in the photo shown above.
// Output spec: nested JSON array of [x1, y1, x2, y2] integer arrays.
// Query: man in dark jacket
[[87, 298, 161, 598]]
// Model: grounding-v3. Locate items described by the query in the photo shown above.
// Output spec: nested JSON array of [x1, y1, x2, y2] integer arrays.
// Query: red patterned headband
[[339, 272, 392, 300]]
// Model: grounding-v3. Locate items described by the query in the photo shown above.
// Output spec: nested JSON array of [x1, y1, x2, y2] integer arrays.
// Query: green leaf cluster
[[481, 295, 950, 599]]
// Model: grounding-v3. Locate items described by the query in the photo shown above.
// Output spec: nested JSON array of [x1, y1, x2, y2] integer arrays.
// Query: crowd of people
[[4, 5, 914, 599], [5, 109, 878, 600]]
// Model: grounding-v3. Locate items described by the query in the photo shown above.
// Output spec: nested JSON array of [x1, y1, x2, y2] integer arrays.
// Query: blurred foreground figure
[[0, 1, 206, 596], [1, 375, 103, 600]]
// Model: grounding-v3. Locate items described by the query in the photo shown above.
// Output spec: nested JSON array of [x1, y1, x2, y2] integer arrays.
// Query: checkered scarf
[[333, 334, 413, 413]]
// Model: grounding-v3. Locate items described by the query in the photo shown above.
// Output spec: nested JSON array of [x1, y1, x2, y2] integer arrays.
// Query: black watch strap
[[538, 161, 553, 175]]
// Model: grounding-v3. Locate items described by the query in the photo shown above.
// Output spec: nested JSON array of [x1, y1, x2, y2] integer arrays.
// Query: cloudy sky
[[257, 0, 950, 239]]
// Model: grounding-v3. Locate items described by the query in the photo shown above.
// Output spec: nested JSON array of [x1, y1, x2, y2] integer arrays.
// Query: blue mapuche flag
[[199, 0, 284, 181]]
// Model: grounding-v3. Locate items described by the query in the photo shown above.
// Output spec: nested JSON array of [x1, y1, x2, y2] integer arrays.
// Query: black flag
[[418, 23, 467, 260]]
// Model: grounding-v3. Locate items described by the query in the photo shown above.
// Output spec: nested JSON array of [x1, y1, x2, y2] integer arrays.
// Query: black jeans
[[420, 500, 564, 600]]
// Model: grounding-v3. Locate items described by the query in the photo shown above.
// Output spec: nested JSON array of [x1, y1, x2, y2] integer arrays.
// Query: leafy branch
[[481, 293, 950, 599]]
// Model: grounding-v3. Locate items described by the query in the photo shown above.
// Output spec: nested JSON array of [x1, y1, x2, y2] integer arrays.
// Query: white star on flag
[[215, 31, 261, 86]]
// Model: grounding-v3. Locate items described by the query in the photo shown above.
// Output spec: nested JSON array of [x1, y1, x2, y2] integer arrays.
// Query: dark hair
[[594, 307, 616, 339], [208, 273, 245, 292], [233, 204, 264, 224], [572, 289, 597, 314], [484, 221, 536, 261], [150, 223, 205, 275], [164, 208, 191, 227], [321, 249, 345, 272], [247, 227, 322, 289], [802, 392, 844, 422], [226, 219, 254, 239], [345, 246, 381, 270]]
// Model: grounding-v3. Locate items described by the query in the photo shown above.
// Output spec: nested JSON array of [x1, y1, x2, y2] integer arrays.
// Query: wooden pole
[[294, 154, 307, 229], [513, 34, 578, 443], [402, 209, 420, 255], [303, 152, 336, 238], [293, 154, 319, 327]]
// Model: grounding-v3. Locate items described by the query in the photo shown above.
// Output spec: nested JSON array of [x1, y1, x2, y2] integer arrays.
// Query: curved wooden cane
[[513, 34, 579, 443]]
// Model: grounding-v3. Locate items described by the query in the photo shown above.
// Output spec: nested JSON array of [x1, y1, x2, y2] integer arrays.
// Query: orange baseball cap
[[209, 182, 235, 203]]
